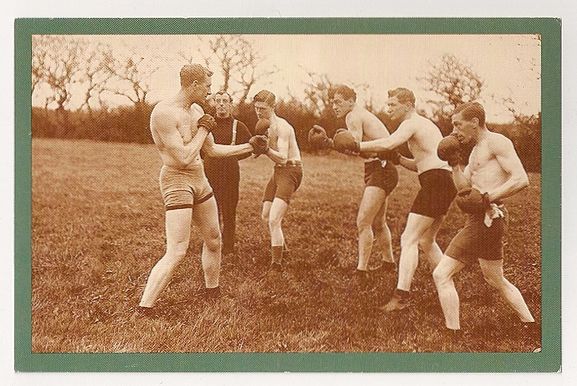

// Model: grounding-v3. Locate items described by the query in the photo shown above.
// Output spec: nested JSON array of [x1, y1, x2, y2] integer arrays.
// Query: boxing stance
[[323, 88, 457, 311], [139, 64, 268, 310], [433, 101, 535, 332], [254, 90, 303, 273], [309, 85, 398, 288]]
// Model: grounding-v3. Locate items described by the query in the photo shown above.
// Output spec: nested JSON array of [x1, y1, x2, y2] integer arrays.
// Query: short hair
[[328, 85, 356, 102], [388, 87, 415, 107], [180, 64, 213, 88], [214, 90, 233, 102], [253, 89, 276, 107], [453, 102, 486, 126]]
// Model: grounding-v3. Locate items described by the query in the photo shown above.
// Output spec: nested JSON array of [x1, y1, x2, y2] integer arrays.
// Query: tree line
[[31, 36, 541, 171]]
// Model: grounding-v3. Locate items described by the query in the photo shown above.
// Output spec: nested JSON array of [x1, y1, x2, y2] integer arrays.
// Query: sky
[[33, 33, 541, 123]]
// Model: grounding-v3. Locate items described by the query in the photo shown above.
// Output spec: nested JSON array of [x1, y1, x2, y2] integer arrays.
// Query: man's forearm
[[177, 128, 210, 166], [399, 156, 417, 171], [359, 137, 393, 153], [487, 174, 529, 202], [205, 143, 253, 158], [266, 148, 288, 164]]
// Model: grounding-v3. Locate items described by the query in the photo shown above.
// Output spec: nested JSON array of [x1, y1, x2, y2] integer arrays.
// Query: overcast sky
[[34, 34, 540, 123]]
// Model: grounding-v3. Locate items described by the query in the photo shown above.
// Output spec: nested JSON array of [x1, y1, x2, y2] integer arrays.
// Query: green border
[[14, 18, 561, 372]]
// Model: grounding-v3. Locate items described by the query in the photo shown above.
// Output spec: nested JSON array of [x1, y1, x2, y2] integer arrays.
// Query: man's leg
[[372, 198, 395, 265], [381, 213, 435, 311], [139, 208, 192, 308], [479, 259, 535, 322], [192, 197, 223, 291], [397, 213, 436, 290], [418, 215, 445, 271], [356, 187, 387, 271], [432, 255, 466, 330], [268, 197, 289, 267]]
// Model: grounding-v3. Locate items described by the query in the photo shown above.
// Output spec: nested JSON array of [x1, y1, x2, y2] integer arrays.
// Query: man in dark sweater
[[203, 91, 252, 256]]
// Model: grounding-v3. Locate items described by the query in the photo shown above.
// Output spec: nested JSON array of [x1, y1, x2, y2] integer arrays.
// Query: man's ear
[[472, 117, 480, 126]]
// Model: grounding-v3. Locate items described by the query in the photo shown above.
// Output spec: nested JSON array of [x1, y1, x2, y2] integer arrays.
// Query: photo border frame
[[14, 17, 561, 372]]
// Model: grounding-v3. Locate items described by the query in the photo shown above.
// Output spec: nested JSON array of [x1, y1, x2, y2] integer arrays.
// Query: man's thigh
[[358, 186, 388, 223]]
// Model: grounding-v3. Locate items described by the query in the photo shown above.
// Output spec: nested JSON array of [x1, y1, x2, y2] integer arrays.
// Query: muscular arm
[[399, 155, 418, 171], [266, 126, 290, 165], [201, 133, 253, 158], [359, 121, 414, 153], [152, 109, 209, 168], [485, 136, 529, 201]]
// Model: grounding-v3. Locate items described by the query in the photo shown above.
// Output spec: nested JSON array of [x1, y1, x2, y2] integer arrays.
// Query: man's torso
[[467, 133, 509, 193]]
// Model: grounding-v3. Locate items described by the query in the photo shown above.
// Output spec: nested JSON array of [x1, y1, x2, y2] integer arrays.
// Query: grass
[[31, 138, 542, 353]]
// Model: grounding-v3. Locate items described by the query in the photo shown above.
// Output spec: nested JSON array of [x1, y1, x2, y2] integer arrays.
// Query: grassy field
[[31, 138, 542, 353]]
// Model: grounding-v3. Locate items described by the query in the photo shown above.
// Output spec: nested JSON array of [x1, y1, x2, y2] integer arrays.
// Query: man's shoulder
[[486, 131, 514, 154], [274, 115, 294, 130]]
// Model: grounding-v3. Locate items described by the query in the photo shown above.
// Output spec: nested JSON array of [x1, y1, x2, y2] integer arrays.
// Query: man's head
[[329, 85, 356, 119], [180, 64, 213, 104], [386, 87, 415, 122], [253, 89, 276, 120], [214, 91, 233, 119], [451, 102, 486, 146]]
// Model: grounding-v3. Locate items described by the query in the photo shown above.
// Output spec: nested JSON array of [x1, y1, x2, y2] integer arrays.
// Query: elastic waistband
[[276, 160, 303, 167]]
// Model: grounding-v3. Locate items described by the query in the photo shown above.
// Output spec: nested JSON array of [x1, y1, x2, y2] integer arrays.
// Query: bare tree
[[31, 35, 85, 112], [419, 54, 484, 131], [102, 51, 159, 108], [302, 70, 335, 116], [78, 43, 114, 115], [180, 35, 275, 106]]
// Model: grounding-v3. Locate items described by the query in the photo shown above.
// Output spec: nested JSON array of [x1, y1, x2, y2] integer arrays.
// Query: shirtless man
[[330, 88, 457, 311], [309, 85, 398, 287], [253, 90, 303, 273], [138, 64, 267, 310], [433, 101, 535, 332]]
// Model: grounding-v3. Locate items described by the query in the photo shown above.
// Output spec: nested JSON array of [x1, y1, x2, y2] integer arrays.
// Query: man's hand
[[333, 129, 360, 154], [249, 135, 269, 155], [198, 114, 217, 133], [455, 187, 491, 214], [308, 125, 334, 150], [437, 132, 463, 166]]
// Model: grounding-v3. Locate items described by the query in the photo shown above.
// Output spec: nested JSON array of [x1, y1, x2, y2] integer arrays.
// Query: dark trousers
[[205, 164, 240, 253]]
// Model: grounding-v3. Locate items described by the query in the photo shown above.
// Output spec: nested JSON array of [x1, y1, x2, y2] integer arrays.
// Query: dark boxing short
[[364, 160, 398, 195], [263, 161, 303, 204], [410, 168, 457, 218]]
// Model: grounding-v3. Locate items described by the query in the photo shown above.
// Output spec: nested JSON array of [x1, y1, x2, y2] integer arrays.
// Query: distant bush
[[31, 100, 541, 172]]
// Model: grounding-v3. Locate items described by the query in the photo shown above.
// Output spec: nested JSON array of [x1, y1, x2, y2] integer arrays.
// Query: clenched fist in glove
[[198, 114, 217, 133], [437, 132, 464, 166], [455, 187, 491, 214], [333, 129, 360, 154], [249, 135, 269, 155], [255, 118, 271, 137], [308, 125, 334, 150]]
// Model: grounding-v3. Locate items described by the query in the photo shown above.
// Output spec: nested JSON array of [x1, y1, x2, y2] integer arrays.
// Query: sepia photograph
[[15, 18, 561, 372]]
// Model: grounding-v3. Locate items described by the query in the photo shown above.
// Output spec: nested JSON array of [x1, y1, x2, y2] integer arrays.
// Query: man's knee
[[268, 213, 282, 230], [204, 228, 222, 252], [483, 271, 506, 289], [165, 242, 188, 264], [400, 229, 419, 248], [418, 236, 435, 252], [356, 212, 373, 231], [433, 264, 451, 286]]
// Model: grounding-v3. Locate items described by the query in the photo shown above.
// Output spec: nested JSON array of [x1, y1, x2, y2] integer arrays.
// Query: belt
[[276, 160, 302, 167]]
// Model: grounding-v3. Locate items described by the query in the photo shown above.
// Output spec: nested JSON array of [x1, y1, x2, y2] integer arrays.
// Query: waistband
[[275, 160, 303, 168], [418, 168, 452, 179]]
